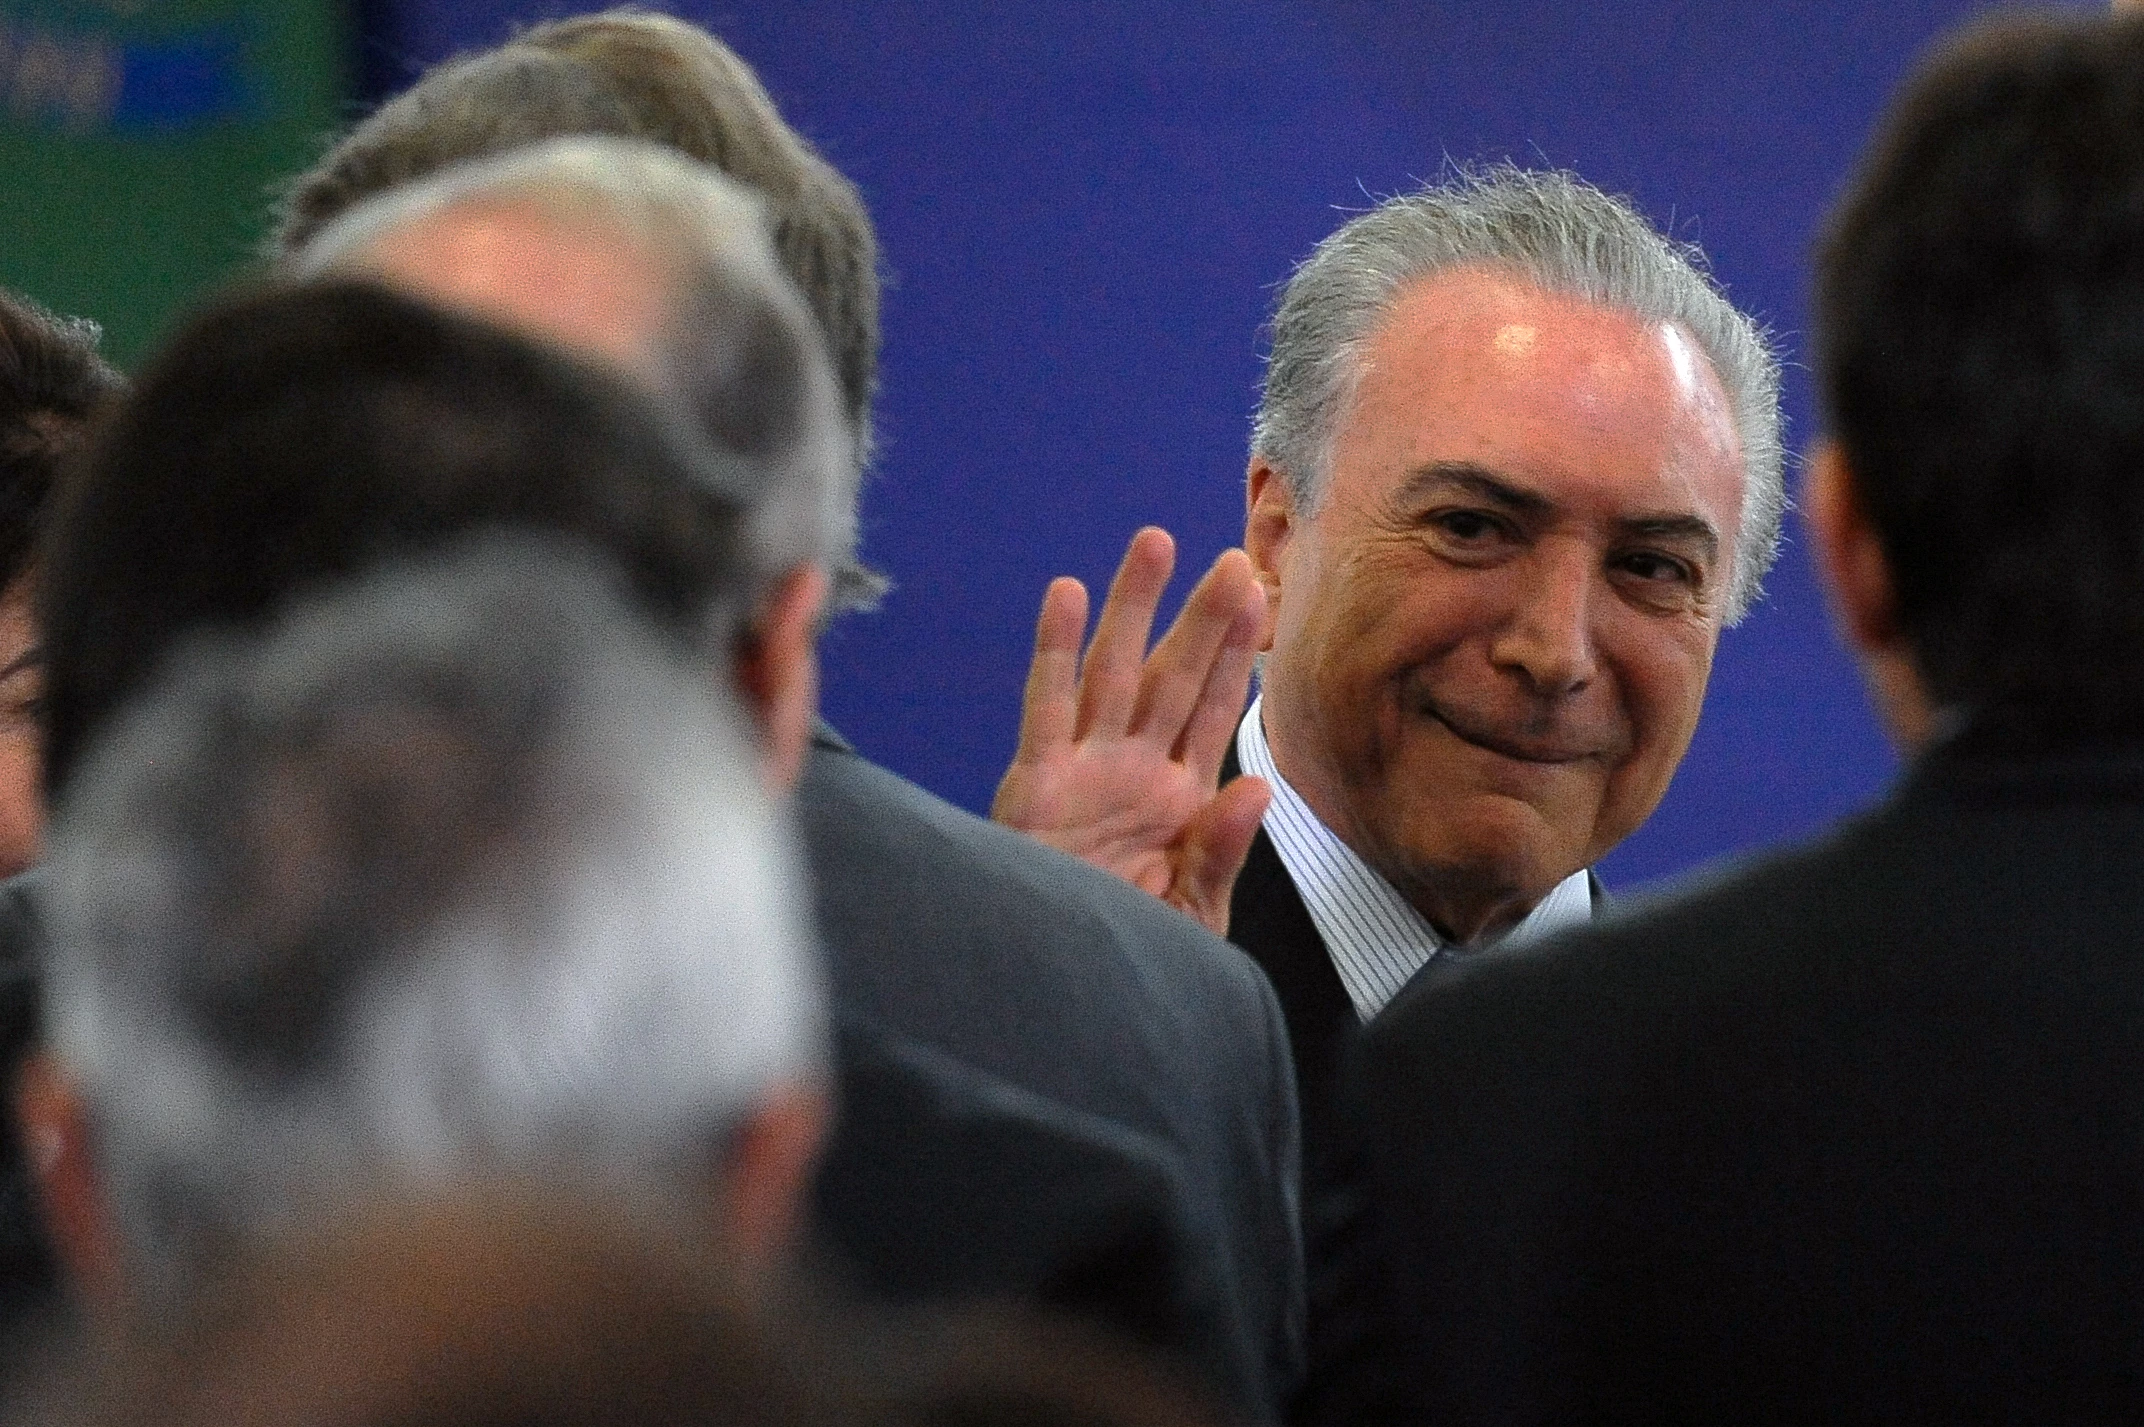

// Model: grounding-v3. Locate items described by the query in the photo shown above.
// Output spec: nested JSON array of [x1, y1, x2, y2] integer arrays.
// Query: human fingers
[[1170, 552, 1264, 777], [1076, 527, 1175, 740], [1131, 547, 1258, 748], [1011, 576, 1089, 765]]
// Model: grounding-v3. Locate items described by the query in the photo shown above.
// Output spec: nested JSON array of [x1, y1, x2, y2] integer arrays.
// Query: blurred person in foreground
[[280, 39, 1304, 1408], [290, 139, 1257, 1406], [1341, 11, 2144, 1422], [0, 290, 121, 1342], [22, 1187, 865, 1427], [18, 268, 1246, 1407], [19, 1185, 1226, 1427], [22, 525, 826, 1310]]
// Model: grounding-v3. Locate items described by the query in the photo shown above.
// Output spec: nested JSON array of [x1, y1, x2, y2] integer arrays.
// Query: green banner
[[0, 0, 348, 365]]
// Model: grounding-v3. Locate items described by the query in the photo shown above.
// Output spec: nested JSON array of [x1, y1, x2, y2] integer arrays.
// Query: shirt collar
[[1237, 695, 1594, 1021]]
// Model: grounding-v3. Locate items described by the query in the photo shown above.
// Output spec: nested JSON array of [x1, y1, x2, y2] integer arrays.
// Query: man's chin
[[1355, 789, 1591, 935]]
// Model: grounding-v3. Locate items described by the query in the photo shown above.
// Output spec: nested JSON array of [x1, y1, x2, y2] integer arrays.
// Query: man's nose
[[1487, 549, 1599, 698]]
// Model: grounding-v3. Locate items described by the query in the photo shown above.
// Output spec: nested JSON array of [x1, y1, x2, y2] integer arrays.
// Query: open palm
[[993, 527, 1270, 937]]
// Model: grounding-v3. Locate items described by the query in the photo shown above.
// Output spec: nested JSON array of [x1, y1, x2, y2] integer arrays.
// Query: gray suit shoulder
[[797, 734, 1304, 1411], [799, 735, 1288, 1034]]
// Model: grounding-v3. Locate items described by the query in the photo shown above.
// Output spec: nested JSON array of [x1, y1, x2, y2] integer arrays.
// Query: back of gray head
[[295, 135, 866, 611], [1251, 166, 1784, 623], [41, 532, 827, 1292]]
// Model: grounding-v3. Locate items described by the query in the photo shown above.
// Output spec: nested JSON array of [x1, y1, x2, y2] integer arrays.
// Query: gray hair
[[293, 135, 865, 610], [41, 533, 827, 1290], [1251, 166, 1785, 623]]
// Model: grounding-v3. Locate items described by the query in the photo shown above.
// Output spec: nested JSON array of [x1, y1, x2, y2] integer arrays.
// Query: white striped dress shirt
[[1236, 696, 1595, 1022]]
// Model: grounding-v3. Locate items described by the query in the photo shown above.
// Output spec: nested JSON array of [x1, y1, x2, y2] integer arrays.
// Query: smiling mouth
[[1422, 705, 1601, 765]]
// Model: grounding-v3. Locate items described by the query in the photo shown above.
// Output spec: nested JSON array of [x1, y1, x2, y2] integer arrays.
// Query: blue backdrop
[[359, 0, 2089, 889]]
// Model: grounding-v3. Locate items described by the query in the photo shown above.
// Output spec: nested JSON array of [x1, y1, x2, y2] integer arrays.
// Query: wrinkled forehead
[[1378, 269, 1738, 428], [1334, 270, 1745, 531]]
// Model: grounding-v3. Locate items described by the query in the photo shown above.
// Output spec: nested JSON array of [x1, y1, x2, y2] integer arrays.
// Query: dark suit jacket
[[798, 726, 1303, 1413], [813, 1020, 1238, 1401], [1218, 741, 1601, 1193], [1353, 732, 2144, 1424], [1220, 773, 1354, 1201]]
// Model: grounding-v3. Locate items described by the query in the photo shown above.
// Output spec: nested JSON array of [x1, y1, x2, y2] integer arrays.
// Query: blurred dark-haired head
[[0, 288, 122, 880], [38, 279, 750, 802], [0, 288, 120, 598], [1815, 11, 2144, 744]]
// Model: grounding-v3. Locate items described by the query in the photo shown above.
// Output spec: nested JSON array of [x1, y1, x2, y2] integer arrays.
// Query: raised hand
[[993, 526, 1271, 937]]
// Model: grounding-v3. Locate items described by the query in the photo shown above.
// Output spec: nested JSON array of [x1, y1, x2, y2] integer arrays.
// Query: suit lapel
[[1223, 741, 1360, 1176]]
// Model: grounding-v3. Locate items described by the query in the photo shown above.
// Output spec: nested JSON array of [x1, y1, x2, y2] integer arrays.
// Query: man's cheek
[[1640, 647, 1716, 759]]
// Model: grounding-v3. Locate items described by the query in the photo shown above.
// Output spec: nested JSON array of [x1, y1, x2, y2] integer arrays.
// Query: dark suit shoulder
[[1352, 761, 2144, 1423], [1368, 802, 1884, 1069]]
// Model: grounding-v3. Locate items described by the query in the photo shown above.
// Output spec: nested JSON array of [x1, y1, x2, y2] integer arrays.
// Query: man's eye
[[1615, 552, 1695, 585], [1430, 510, 1503, 541]]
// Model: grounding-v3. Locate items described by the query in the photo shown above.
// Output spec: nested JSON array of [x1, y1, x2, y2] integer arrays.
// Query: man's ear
[[733, 564, 830, 792], [1805, 441, 1938, 751], [1243, 457, 1298, 653], [720, 1082, 828, 1274], [1804, 441, 1902, 652], [14, 1052, 123, 1310]]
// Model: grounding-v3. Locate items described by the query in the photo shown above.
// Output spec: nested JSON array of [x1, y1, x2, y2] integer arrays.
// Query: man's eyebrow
[[1617, 514, 1720, 564], [1400, 461, 1724, 563], [1395, 462, 1552, 515]]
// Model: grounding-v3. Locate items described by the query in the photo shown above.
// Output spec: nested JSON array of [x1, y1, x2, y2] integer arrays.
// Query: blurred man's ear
[[14, 1052, 123, 1311], [733, 564, 830, 791], [1805, 441, 1937, 752], [720, 1082, 828, 1272]]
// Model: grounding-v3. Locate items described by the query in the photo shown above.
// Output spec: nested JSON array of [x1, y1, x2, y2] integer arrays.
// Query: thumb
[[1174, 774, 1270, 937]]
